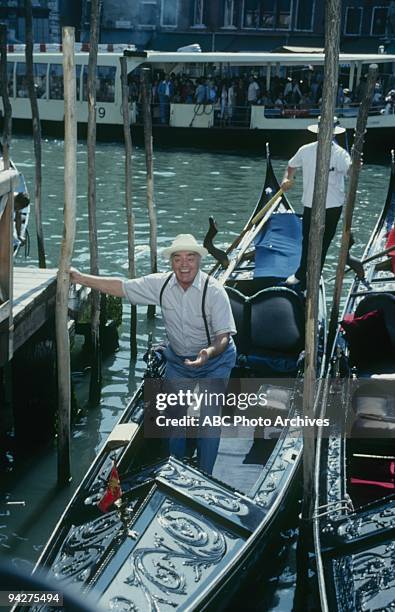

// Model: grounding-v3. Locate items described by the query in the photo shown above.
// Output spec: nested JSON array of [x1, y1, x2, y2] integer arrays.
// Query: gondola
[[0, 156, 30, 255], [24, 146, 326, 611], [314, 153, 395, 612]]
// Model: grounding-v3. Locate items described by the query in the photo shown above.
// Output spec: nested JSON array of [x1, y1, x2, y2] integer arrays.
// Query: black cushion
[[226, 286, 305, 357], [250, 288, 305, 354], [355, 293, 395, 349], [341, 309, 393, 367]]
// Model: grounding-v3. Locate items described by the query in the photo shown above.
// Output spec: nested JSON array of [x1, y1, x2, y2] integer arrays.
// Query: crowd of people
[[128, 71, 395, 125]]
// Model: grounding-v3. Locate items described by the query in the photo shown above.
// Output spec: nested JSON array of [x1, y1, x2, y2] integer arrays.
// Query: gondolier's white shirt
[[122, 270, 236, 356], [288, 141, 351, 209]]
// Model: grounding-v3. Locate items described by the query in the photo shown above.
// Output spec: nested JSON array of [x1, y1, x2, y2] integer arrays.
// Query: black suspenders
[[159, 272, 173, 307], [159, 273, 211, 346], [201, 275, 211, 346]]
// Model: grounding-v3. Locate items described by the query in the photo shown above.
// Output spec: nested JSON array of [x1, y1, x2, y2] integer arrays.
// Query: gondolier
[[70, 233, 236, 474], [281, 118, 351, 289]]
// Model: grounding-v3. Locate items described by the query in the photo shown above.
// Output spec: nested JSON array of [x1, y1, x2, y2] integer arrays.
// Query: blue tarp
[[254, 212, 302, 279]]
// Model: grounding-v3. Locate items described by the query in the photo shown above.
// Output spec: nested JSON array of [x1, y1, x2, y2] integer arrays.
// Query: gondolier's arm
[[69, 267, 124, 297], [280, 166, 296, 192]]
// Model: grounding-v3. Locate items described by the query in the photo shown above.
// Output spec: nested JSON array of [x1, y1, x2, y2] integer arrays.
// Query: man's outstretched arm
[[70, 267, 124, 297]]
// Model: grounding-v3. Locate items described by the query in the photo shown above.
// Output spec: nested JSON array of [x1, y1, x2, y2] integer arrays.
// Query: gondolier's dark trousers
[[295, 205, 342, 287]]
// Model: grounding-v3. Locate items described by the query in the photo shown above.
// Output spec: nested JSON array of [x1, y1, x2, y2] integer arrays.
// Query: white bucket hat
[[162, 234, 208, 258], [307, 116, 346, 135]]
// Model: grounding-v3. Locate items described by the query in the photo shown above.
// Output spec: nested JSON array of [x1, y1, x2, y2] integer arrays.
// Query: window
[[371, 6, 388, 36], [83, 66, 116, 103], [224, 0, 236, 27], [140, 0, 157, 26], [242, 0, 291, 29], [193, 0, 205, 26], [16, 63, 28, 98], [295, 0, 314, 31], [49, 64, 63, 100], [344, 7, 362, 35], [161, 0, 178, 26], [49, 64, 80, 100], [33, 17, 49, 42], [34, 63, 47, 99]]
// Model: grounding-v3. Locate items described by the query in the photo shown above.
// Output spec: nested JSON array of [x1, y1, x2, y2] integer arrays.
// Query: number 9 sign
[[98, 107, 106, 119]]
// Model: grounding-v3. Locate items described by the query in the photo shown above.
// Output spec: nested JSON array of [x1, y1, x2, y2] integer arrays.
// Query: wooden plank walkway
[[13, 267, 57, 354]]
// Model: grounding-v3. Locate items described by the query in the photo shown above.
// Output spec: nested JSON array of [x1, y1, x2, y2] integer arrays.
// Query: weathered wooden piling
[[295, 0, 341, 606], [327, 64, 378, 354], [0, 24, 12, 169], [87, 0, 102, 405], [25, 0, 46, 269], [56, 26, 77, 486], [120, 56, 137, 358], [141, 67, 157, 319]]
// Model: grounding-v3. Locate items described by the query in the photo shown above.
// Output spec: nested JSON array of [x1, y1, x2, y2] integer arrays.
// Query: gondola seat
[[350, 379, 395, 450], [342, 293, 395, 374], [226, 286, 305, 375], [349, 379, 395, 500], [354, 293, 395, 346]]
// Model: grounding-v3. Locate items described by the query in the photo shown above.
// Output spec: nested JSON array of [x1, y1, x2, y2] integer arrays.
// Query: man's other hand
[[184, 349, 209, 368]]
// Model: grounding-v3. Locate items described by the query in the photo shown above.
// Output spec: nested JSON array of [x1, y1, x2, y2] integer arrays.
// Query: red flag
[[97, 462, 122, 513], [386, 225, 395, 273]]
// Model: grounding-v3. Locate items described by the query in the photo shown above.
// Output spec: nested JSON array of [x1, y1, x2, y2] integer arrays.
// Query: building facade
[[1, 1, 394, 52], [0, 0, 62, 43], [79, 0, 395, 53]]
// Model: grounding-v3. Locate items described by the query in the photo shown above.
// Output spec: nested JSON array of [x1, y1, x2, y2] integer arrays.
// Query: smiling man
[[70, 234, 236, 474]]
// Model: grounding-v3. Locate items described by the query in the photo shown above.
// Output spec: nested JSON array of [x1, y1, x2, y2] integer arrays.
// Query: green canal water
[[0, 135, 392, 610]]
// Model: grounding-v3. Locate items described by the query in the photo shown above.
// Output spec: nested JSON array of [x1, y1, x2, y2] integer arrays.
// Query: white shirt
[[247, 81, 259, 103], [122, 270, 236, 356], [288, 141, 351, 209]]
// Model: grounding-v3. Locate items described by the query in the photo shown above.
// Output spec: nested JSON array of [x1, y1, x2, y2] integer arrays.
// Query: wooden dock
[[0, 267, 89, 367], [13, 267, 57, 356]]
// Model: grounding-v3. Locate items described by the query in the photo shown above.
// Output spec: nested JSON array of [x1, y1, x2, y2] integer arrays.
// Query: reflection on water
[[0, 135, 391, 610]]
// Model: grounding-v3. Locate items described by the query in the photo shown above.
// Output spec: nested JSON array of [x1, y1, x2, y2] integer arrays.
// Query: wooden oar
[[328, 243, 395, 282], [220, 189, 283, 284], [221, 187, 283, 256]]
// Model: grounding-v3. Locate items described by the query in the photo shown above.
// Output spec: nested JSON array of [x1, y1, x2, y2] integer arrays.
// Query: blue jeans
[[164, 340, 236, 474]]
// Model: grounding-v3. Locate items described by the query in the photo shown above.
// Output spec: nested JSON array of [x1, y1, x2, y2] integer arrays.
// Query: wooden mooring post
[[25, 0, 46, 269], [120, 56, 137, 358], [327, 64, 378, 355], [295, 0, 341, 607], [0, 24, 12, 169], [87, 0, 102, 406], [56, 26, 77, 486], [141, 67, 157, 319]]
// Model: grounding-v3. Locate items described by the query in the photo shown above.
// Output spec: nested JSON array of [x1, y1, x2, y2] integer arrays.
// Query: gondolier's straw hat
[[307, 116, 346, 135], [162, 234, 208, 258]]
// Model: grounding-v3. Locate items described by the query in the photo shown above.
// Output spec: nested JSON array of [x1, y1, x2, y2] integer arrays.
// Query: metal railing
[[132, 101, 390, 128]]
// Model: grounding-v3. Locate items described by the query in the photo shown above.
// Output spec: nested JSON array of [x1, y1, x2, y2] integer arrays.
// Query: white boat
[[2, 44, 395, 156]]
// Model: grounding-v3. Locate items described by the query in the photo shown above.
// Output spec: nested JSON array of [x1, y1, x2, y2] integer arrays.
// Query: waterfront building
[[1, 1, 395, 53], [0, 0, 61, 43], [78, 0, 395, 54]]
